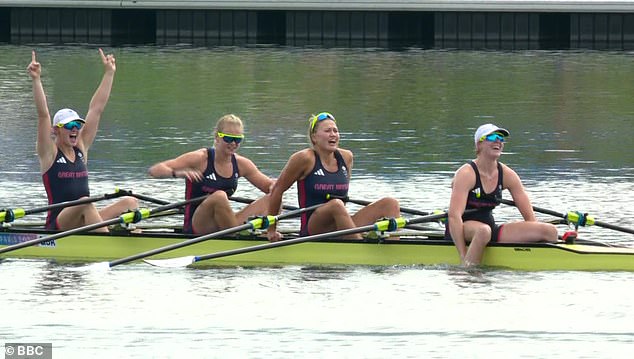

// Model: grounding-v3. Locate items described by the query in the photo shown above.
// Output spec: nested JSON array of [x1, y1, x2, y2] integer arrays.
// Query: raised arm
[[503, 165, 537, 222], [27, 51, 55, 172], [80, 48, 116, 151]]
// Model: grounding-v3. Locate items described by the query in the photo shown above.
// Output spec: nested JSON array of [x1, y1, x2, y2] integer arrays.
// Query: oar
[[229, 196, 300, 211], [144, 209, 478, 268], [498, 198, 634, 235], [128, 191, 171, 206], [94, 201, 328, 269], [326, 195, 431, 216], [0, 195, 208, 255], [0, 189, 129, 223]]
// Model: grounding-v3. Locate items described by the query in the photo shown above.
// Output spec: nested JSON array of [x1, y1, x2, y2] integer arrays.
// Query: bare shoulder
[[290, 148, 316, 162], [453, 163, 476, 189], [500, 162, 522, 188], [172, 147, 208, 168], [284, 149, 316, 177], [499, 162, 517, 176], [187, 148, 208, 161], [455, 162, 475, 177]]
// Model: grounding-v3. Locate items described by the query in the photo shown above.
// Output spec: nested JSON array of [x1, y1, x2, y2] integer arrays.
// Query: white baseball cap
[[53, 108, 85, 127], [474, 123, 510, 144]]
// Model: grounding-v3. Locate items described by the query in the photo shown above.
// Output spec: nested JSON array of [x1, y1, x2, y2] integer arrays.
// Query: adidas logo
[[313, 169, 325, 176], [56, 157, 67, 164], [205, 173, 217, 181]]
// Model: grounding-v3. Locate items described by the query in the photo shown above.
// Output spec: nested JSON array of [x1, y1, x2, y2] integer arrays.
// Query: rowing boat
[[1, 227, 633, 271]]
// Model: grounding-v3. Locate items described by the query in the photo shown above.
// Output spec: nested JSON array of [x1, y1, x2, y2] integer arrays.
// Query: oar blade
[[144, 255, 196, 268], [82, 261, 112, 271]]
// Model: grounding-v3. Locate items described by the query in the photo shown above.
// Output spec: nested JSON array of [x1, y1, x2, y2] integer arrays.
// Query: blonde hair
[[306, 112, 336, 147], [307, 114, 317, 147], [214, 114, 243, 136]]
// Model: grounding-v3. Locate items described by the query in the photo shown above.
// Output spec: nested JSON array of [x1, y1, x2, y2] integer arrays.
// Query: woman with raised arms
[[28, 49, 137, 232], [266, 112, 400, 242]]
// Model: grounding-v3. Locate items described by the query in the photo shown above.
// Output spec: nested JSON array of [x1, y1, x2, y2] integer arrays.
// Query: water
[[1, 45, 633, 357]]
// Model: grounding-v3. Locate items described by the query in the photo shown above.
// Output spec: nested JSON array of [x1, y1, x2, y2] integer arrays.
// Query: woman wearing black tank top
[[447, 124, 558, 266]]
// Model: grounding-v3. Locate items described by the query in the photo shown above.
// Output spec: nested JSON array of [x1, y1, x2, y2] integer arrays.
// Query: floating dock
[[1, 1, 633, 49]]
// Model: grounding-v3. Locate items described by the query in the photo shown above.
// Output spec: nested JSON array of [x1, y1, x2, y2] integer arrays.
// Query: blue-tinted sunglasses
[[217, 132, 244, 144], [58, 121, 84, 130], [481, 133, 506, 143], [310, 112, 336, 132]]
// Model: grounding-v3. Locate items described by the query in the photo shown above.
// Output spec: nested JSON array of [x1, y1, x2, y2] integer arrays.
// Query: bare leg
[[350, 197, 401, 239], [350, 197, 400, 226], [462, 221, 492, 266], [57, 202, 108, 233], [498, 221, 558, 243], [98, 196, 138, 220], [308, 199, 361, 239], [192, 191, 238, 234], [235, 194, 271, 224]]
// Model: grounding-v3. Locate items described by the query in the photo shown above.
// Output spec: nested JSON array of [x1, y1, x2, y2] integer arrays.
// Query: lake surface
[[1, 45, 633, 358]]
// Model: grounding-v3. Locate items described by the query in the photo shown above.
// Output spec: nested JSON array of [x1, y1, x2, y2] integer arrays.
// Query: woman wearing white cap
[[446, 123, 558, 266], [27, 50, 137, 232]]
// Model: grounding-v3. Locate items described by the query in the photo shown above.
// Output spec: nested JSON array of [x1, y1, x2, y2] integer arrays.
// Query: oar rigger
[[365, 217, 406, 241], [564, 211, 595, 229]]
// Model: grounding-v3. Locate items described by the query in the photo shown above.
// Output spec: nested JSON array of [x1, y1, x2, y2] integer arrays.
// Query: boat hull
[[1, 230, 633, 271]]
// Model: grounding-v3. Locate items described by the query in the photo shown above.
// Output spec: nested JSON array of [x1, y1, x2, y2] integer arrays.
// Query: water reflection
[[31, 262, 90, 297]]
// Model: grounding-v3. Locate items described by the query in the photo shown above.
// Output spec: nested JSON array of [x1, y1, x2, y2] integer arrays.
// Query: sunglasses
[[58, 121, 84, 130], [310, 112, 336, 132], [480, 133, 506, 143], [217, 132, 244, 144]]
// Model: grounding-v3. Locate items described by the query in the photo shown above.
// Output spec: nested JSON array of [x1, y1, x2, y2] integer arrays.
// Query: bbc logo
[[4, 343, 52, 359]]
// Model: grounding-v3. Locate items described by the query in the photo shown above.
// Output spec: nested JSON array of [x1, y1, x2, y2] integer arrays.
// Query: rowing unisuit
[[183, 148, 239, 234], [42, 147, 90, 229], [445, 160, 504, 241], [297, 149, 349, 236]]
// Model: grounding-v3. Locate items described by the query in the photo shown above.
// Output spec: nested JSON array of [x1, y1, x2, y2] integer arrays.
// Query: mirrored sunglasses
[[310, 112, 336, 132], [58, 121, 84, 130], [217, 132, 244, 144], [480, 133, 506, 143]]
